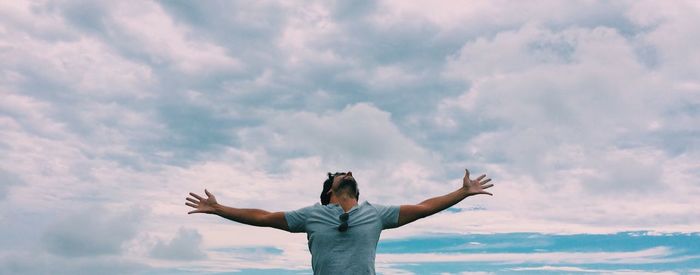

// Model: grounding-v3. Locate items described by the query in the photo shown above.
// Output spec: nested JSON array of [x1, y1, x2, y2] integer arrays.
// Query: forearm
[[213, 204, 272, 227], [417, 187, 470, 217]]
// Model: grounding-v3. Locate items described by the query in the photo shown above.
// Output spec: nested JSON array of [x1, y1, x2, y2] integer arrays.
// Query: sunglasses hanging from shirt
[[338, 212, 349, 232]]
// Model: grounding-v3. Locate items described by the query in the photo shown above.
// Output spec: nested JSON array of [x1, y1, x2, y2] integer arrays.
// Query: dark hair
[[320, 172, 359, 205], [320, 173, 334, 205]]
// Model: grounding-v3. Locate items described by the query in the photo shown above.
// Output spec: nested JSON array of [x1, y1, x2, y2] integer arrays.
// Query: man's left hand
[[462, 169, 493, 196]]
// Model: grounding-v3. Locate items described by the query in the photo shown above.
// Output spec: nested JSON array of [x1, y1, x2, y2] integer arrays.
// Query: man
[[185, 169, 493, 274]]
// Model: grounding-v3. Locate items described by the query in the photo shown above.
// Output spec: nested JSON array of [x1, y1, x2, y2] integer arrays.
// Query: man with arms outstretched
[[185, 169, 493, 274]]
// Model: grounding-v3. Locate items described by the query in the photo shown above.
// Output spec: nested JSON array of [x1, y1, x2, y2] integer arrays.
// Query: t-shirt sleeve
[[372, 203, 400, 229], [284, 204, 316, 233]]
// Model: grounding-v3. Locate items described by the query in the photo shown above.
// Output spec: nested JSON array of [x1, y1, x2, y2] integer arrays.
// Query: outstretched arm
[[397, 169, 493, 227], [186, 189, 290, 231]]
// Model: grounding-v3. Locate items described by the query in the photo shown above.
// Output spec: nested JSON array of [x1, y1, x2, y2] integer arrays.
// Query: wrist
[[457, 186, 471, 197], [212, 203, 224, 215]]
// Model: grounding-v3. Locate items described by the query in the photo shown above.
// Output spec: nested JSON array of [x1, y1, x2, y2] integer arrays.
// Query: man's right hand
[[186, 189, 219, 214]]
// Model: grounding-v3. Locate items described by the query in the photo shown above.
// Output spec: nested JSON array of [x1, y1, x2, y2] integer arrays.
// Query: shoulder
[[286, 203, 321, 214], [304, 202, 323, 211], [362, 201, 388, 214], [364, 201, 395, 210], [364, 201, 379, 207]]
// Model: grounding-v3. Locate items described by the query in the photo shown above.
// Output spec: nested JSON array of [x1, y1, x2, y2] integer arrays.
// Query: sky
[[1, 0, 699, 274]]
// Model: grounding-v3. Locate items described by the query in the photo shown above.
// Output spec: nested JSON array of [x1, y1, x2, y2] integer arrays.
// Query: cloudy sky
[[1, 0, 699, 274]]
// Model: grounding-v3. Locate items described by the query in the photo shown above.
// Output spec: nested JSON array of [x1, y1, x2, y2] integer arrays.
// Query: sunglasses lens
[[338, 213, 349, 232]]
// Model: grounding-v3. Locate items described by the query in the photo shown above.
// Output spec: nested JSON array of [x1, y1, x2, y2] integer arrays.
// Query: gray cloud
[[0, 169, 23, 200], [41, 206, 146, 257], [150, 227, 206, 261], [0, 252, 151, 275]]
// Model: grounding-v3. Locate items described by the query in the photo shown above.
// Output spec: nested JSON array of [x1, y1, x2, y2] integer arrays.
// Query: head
[[320, 171, 360, 205]]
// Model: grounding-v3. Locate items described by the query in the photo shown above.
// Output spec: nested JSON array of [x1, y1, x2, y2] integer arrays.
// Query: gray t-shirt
[[285, 201, 400, 275]]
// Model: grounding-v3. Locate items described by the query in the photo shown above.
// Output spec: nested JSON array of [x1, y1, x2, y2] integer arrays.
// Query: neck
[[329, 194, 358, 212]]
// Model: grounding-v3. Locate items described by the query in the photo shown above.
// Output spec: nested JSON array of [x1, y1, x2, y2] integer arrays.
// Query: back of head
[[320, 172, 360, 205]]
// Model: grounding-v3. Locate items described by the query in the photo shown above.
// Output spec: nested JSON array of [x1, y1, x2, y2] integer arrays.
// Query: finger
[[465, 169, 470, 178], [482, 183, 494, 189], [476, 191, 493, 196], [185, 202, 198, 208], [480, 178, 492, 185], [205, 189, 213, 197], [476, 174, 486, 181], [190, 192, 204, 201], [186, 197, 198, 204], [188, 210, 203, 214]]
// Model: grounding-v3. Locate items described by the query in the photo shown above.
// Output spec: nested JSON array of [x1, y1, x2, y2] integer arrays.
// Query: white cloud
[[276, 2, 345, 68], [107, 2, 242, 74], [627, 1, 700, 83], [421, 19, 700, 234], [238, 103, 431, 167], [150, 227, 206, 260], [0, 27, 153, 99]]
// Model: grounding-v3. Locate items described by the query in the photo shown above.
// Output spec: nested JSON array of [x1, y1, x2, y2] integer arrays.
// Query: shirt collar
[[328, 201, 366, 213]]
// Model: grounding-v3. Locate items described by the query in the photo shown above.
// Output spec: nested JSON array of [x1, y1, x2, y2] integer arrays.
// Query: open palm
[[463, 169, 494, 196], [186, 189, 219, 214]]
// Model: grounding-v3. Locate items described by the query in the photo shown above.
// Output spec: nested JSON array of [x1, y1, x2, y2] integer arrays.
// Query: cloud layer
[[1, 0, 699, 273]]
